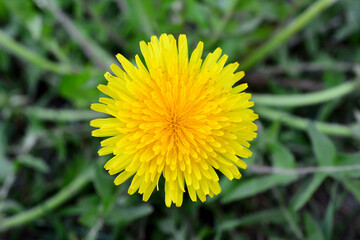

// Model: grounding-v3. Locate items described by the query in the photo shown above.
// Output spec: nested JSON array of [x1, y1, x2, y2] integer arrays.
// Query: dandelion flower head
[[90, 34, 258, 207]]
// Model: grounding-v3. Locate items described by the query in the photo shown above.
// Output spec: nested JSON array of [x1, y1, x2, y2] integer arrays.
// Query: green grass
[[1, 0, 360, 239]]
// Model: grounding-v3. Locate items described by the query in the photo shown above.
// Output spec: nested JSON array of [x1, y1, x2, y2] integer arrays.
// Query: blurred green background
[[1, 0, 360, 239]]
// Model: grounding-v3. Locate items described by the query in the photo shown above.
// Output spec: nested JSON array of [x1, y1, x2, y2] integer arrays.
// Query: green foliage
[[222, 174, 297, 203], [0, 123, 15, 180], [307, 122, 336, 166], [60, 71, 100, 108], [217, 208, 286, 231], [16, 154, 50, 174], [305, 213, 325, 240], [291, 173, 326, 210], [0, 0, 360, 239], [92, 161, 116, 209], [105, 204, 153, 226], [290, 123, 337, 210]]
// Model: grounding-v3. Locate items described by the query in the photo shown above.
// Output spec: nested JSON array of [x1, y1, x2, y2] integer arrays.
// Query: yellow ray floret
[[90, 33, 258, 207]]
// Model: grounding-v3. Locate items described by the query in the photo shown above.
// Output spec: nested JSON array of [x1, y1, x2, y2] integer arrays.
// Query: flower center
[[169, 114, 180, 128]]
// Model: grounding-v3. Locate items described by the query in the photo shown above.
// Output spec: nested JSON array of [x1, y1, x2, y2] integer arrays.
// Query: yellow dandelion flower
[[90, 34, 258, 207]]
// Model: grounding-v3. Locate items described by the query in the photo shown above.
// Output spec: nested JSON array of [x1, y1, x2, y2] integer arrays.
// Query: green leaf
[[222, 142, 297, 203], [218, 208, 285, 231], [304, 213, 325, 240], [335, 152, 360, 165], [16, 154, 50, 173], [269, 237, 288, 240], [340, 178, 360, 203], [92, 162, 116, 209], [26, 15, 43, 40], [222, 174, 297, 203], [290, 173, 326, 210], [158, 217, 188, 239], [59, 71, 100, 108], [307, 122, 336, 166], [78, 196, 101, 227], [0, 200, 23, 215], [0, 123, 14, 180], [268, 142, 296, 168], [105, 204, 153, 225], [265, 121, 281, 143], [279, 206, 303, 239], [0, 158, 14, 181], [334, 152, 360, 177], [3, 0, 37, 22], [323, 183, 344, 240]]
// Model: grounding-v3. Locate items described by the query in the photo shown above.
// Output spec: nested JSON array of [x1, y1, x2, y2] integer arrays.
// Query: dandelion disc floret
[[90, 34, 258, 207]]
